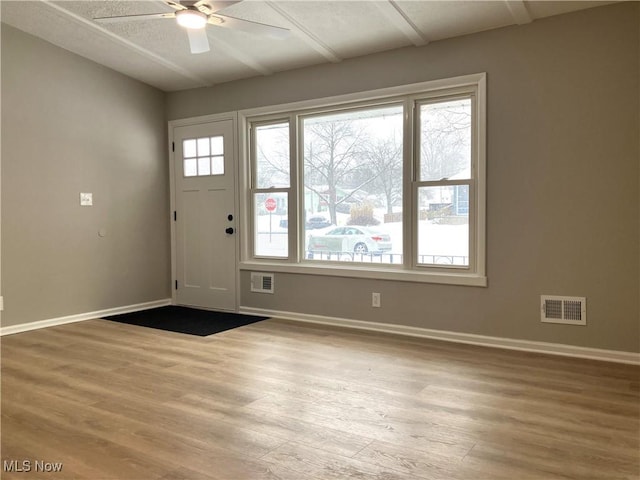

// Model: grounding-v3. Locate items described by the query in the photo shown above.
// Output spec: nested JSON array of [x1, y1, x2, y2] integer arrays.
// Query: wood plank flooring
[[1, 318, 639, 479]]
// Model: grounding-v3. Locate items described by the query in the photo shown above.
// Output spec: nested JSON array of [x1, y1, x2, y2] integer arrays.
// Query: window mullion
[[253, 187, 289, 194], [416, 179, 471, 188], [289, 114, 299, 264], [404, 97, 416, 270]]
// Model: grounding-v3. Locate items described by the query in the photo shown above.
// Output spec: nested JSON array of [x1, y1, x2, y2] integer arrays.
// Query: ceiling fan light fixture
[[176, 9, 208, 29]]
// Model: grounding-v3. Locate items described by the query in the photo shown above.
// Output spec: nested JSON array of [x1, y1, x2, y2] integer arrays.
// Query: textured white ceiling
[[1, 0, 615, 92]]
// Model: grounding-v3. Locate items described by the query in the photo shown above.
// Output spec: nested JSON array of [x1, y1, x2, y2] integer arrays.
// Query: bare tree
[[420, 101, 471, 181], [362, 134, 403, 215], [255, 125, 289, 188], [304, 119, 372, 225]]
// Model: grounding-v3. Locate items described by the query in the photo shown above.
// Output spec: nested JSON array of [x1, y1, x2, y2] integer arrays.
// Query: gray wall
[[1, 4, 637, 353], [168, 3, 639, 352], [1, 25, 171, 327]]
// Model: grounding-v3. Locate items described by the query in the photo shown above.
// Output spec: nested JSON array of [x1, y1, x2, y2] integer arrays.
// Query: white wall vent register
[[541, 295, 586, 325], [251, 273, 274, 294]]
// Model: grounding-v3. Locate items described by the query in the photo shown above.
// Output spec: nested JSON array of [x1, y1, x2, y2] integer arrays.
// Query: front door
[[173, 118, 237, 311]]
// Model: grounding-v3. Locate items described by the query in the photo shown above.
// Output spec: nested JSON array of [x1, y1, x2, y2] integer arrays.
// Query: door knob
[[225, 227, 234, 234]]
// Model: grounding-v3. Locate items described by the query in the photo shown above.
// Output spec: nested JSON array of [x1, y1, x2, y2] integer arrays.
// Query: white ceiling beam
[[209, 34, 273, 76], [41, 0, 214, 88], [374, 1, 428, 47], [263, 1, 342, 63], [505, 0, 533, 25]]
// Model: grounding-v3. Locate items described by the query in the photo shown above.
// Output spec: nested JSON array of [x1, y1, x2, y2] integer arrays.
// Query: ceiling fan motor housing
[[176, 8, 208, 29]]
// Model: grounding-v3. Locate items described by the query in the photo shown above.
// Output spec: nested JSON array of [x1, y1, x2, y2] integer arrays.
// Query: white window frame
[[249, 116, 295, 261], [411, 90, 479, 273], [238, 73, 486, 287]]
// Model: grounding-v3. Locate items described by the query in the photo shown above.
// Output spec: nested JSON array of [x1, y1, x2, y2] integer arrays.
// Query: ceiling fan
[[93, 0, 290, 54]]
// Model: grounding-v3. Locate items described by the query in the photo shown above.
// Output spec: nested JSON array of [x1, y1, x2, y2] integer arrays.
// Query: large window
[[303, 105, 403, 263], [243, 74, 486, 285]]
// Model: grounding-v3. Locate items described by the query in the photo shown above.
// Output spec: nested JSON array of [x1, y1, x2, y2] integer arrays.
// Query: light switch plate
[[80, 192, 93, 206]]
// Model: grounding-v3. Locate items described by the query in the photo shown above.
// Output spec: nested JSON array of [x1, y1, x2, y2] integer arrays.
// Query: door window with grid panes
[[183, 136, 224, 177]]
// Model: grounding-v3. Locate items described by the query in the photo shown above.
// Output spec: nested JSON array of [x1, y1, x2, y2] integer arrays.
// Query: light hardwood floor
[[1, 317, 639, 480]]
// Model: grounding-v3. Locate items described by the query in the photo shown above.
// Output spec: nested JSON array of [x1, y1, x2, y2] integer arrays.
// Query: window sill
[[239, 261, 487, 287]]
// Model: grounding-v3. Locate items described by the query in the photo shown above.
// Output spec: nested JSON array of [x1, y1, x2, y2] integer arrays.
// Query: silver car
[[308, 226, 392, 255]]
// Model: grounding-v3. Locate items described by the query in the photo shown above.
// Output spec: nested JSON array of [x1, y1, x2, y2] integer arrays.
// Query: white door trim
[[168, 112, 241, 311]]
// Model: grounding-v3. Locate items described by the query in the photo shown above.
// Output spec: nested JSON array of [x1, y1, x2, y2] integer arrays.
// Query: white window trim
[[238, 73, 487, 287], [249, 117, 293, 261]]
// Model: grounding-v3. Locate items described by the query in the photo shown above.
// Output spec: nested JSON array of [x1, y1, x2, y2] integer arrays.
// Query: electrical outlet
[[80, 192, 93, 206], [372, 292, 381, 308]]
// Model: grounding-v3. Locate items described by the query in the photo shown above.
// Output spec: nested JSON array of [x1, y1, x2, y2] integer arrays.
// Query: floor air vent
[[251, 272, 274, 294], [541, 295, 586, 325]]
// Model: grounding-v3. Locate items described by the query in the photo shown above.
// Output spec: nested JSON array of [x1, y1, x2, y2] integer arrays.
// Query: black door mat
[[102, 306, 268, 336]]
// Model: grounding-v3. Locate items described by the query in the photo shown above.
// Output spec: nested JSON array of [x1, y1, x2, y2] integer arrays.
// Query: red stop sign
[[265, 197, 277, 212]]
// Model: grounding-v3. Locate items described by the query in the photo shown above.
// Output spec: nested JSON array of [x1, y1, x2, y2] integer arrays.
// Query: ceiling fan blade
[[195, 1, 243, 15], [212, 14, 290, 39], [165, 1, 188, 11], [186, 28, 210, 54], [94, 12, 175, 24]]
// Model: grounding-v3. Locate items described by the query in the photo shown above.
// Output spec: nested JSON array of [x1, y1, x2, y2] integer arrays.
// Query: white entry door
[[173, 118, 237, 311]]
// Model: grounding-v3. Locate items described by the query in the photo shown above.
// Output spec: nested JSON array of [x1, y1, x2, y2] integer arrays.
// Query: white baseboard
[[0, 299, 172, 336], [4, 302, 636, 365], [239, 306, 640, 365]]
